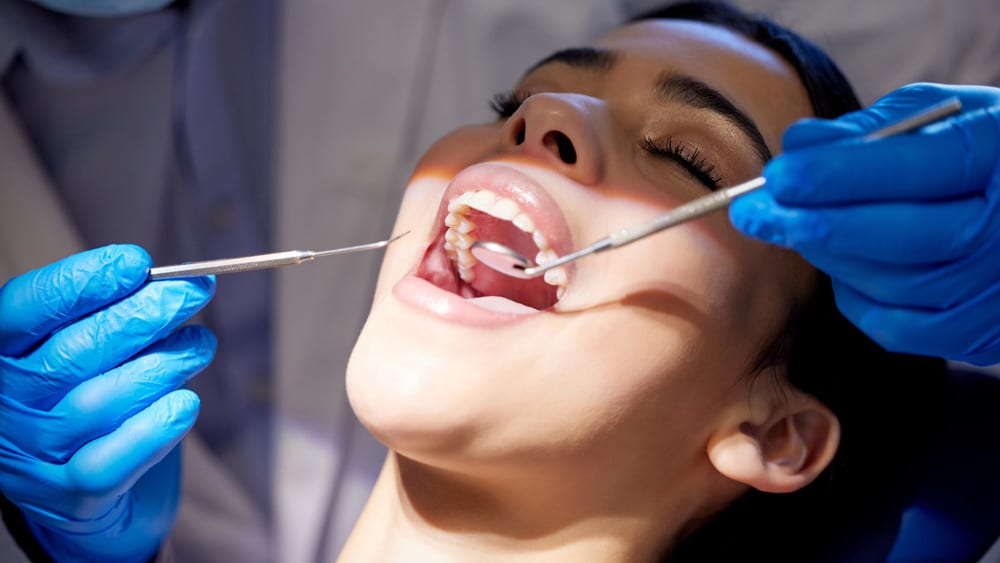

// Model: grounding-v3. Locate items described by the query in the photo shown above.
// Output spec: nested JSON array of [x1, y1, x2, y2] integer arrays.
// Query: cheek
[[411, 124, 500, 178], [622, 213, 793, 368], [370, 124, 501, 300], [370, 175, 446, 301], [718, 231, 811, 354]]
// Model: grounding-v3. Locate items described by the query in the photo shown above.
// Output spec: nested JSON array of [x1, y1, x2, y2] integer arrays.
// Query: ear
[[707, 391, 840, 493]]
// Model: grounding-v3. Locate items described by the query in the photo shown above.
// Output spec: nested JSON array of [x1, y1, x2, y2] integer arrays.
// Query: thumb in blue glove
[[0, 244, 216, 562], [729, 83, 1000, 366]]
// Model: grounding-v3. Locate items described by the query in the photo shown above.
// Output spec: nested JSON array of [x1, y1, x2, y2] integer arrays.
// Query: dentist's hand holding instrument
[[0, 245, 215, 562], [0, 230, 403, 561], [730, 83, 1000, 366]]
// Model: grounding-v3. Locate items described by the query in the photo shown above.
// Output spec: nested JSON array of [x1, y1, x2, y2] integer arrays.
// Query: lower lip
[[392, 275, 539, 328]]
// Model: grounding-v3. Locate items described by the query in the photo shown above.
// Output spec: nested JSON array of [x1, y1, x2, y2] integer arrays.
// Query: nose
[[500, 93, 604, 185]]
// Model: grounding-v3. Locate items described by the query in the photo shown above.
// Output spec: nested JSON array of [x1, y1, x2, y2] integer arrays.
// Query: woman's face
[[348, 20, 815, 479]]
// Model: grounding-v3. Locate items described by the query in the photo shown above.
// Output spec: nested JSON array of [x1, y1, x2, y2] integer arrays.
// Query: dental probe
[[471, 97, 963, 280], [147, 231, 409, 280]]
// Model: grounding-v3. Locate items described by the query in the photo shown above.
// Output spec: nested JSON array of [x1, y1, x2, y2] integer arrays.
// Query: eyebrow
[[655, 73, 772, 163], [526, 47, 617, 74], [527, 47, 773, 164]]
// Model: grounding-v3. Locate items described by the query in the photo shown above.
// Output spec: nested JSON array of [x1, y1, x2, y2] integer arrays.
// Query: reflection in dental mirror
[[470, 240, 534, 278]]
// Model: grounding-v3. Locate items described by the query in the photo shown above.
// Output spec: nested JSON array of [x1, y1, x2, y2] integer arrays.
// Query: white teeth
[[458, 264, 476, 282], [445, 213, 477, 234], [457, 218, 476, 234], [468, 191, 496, 212], [490, 198, 520, 221], [543, 267, 567, 287], [447, 198, 470, 214], [442, 189, 567, 298], [534, 249, 557, 266], [513, 213, 534, 232], [532, 230, 548, 250], [454, 232, 474, 250], [457, 251, 477, 268]]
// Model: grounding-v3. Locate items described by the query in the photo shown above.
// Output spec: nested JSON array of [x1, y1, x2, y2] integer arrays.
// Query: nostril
[[543, 131, 577, 164], [512, 120, 526, 145]]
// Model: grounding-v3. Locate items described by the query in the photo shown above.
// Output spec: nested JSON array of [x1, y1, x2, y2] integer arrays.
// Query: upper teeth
[[444, 190, 567, 298]]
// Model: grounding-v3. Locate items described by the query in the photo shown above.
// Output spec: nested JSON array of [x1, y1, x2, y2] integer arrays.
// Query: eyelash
[[641, 136, 722, 190], [491, 91, 723, 191], [490, 90, 526, 119]]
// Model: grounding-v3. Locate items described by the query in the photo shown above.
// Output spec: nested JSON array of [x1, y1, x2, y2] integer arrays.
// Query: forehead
[[594, 20, 813, 153]]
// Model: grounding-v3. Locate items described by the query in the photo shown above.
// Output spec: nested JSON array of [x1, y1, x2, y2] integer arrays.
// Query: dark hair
[[632, 1, 860, 120], [630, 3, 947, 561]]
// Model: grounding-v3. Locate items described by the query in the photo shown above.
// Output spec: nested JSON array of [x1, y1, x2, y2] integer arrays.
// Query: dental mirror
[[470, 241, 536, 280], [471, 97, 962, 280]]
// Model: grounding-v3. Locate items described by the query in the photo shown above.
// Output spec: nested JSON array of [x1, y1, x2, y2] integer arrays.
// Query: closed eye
[[641, 136, 722, 191]]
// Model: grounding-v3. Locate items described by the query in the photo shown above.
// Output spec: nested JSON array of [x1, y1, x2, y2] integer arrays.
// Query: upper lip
[[428, 161, 576, 261]]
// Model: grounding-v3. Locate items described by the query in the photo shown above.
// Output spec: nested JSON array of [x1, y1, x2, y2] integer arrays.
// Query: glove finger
[[58, 389, 199, 522], [0, 245, 151, 357], [27, 450, 181, 562], [833, 280, 1000, 366], [729, 189, 788, 246], [802, 247, 996, 312], [781, 118, 858, 151], [4, 327, 215, 463], [765, 104, 1000, 205], [732, 190, 1000, 309], [3, 277, 215, 409], [782, 83, 1000, 151], [89, 447, 183, 559], [0, 448, 69, 525], [733, 192, 999, 264], [862, 84, 1000, 127], [780, 85, 943, 150]]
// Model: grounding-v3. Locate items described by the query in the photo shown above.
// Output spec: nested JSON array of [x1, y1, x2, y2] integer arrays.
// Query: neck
[[337, 451, 738, 563]]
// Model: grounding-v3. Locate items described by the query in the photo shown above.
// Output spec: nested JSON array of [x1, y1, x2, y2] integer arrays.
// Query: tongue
[[466, 295, 538, 315]]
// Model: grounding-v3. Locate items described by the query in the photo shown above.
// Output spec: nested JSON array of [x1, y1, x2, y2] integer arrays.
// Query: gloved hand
[[730, 83, 1000, 366], [0, 245, 216, 562]]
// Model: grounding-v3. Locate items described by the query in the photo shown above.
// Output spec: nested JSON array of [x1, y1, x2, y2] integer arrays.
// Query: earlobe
[[707, 394, 840, 494]]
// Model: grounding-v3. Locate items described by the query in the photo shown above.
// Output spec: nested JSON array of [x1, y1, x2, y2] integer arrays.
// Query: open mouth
[[415, 164, 570, 314]]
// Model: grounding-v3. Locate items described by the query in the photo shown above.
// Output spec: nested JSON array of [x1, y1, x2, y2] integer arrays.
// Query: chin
[[346, 312, 485, 456], [344, 162, 580, 450]]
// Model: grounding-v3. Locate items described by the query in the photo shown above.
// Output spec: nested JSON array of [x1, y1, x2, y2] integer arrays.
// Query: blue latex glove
[[0, 245, 216, 562], [730, 83, 1000, 366]]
